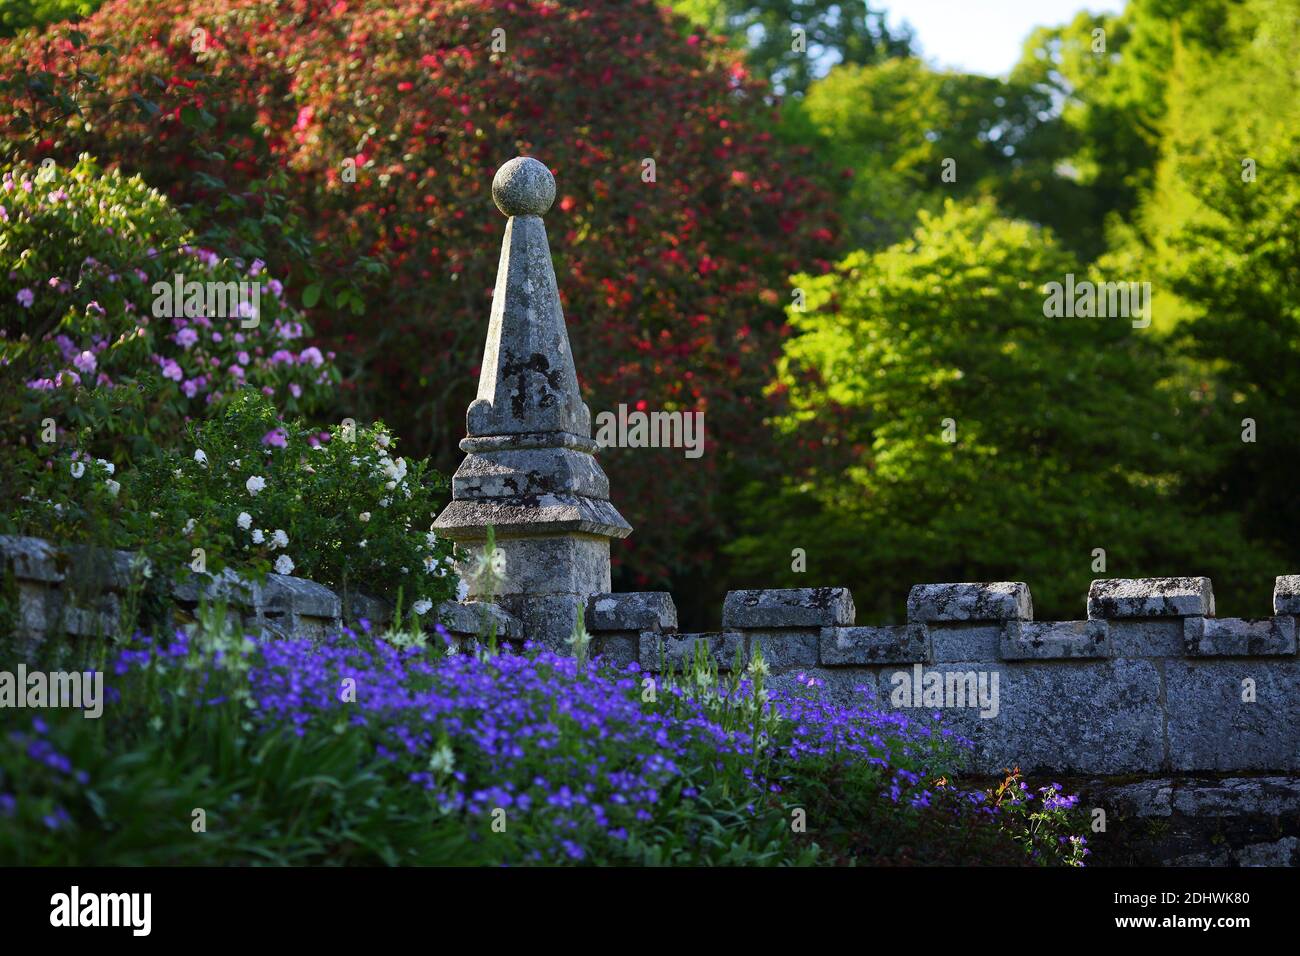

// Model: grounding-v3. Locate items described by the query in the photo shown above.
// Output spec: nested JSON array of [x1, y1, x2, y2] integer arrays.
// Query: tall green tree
[[782, 56, 1089, 253], [672, 0, 912, 94], [1141, 0, 1300, 568], [728, 201, 1277, 620]]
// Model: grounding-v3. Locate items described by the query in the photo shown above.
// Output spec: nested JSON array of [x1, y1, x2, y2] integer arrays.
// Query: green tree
[[728, 201, 1276, 620], [0, 0, 101, 38], [672, 0, 912, 95], [783, 57, 1088, 253], [1141, 0, 1300, 569]]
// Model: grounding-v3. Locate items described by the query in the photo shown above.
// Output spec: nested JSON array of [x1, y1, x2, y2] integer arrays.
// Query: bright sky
[[885, 0, 1125, 76]]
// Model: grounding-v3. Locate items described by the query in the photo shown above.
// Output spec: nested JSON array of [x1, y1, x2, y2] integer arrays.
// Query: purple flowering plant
[[0, 603, 1090, 866]]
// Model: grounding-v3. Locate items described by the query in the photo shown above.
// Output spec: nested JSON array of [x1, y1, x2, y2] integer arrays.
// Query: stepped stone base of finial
[[450, 532, 613, 650]]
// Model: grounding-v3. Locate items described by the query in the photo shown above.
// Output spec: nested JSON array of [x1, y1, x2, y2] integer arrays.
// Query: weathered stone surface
[[344, 591, 393, 627], [590, 632, 639, 670], [437, 600, 523, 640], [587, 592, 677, 633], [1001, 619, 1110, 660], [0, 535, 64, 583], [1106, 619, 1184, 657], [61, 543, 138, 592], [1236, 838, 1298, 866], [454, 534, 611, 600], [172, 568, 258, 606], [59, 592, 121, 637], [820, 624, 929, 665], [436, 495, 630, 540], [1183, 616, 1297, 657], [451, 444, 611, 501], [1170, 777, 1300, 817], [874, 659, 1165, 775], [769, 668, 883, 707], [1165, 659, 1300, 771], [906, 582, 1032, 623], [505, 592, 585, 652], [1274, 575, 1300, 615], [928, 623, 1002, 662], [262, 574, 341, 620], [639, 631, 743, 671], [722, 587, 854, 629], [1090, 777, 1176, 817], [744, 629, 819, 670], [491, 155, 556, 218], [1087, 576, 1214, 619]]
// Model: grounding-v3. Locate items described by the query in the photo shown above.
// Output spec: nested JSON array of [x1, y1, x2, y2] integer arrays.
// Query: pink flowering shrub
[[0, 155, 338, 462]]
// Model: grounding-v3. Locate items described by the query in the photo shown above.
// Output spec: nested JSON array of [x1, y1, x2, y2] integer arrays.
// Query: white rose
[[246, 475, 266, 495], [97, 458, 115, 476], [193, 449, 207, 465], [455, 579, 469, 602], [412, 599, 432, 616], [105, 479, 120, 497], [70, 461, 85, 479], [271, 529, 289, 549], [237, 511, 252, 530], [274, 555, 295, 575], [252, 529, 265, 544], [359, 512, 371, 522]]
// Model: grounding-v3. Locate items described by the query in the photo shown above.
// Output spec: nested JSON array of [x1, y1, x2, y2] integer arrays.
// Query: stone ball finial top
[[492, 157, 556, 217]]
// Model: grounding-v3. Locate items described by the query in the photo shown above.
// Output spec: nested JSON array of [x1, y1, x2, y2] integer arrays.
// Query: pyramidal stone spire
[[433, 157, 631, 648]]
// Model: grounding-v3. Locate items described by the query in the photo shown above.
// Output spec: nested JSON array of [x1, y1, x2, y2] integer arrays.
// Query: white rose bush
[[127, 391, 458, 611]]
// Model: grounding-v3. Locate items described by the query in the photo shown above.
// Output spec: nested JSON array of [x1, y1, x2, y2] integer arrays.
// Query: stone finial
[[433, 157, 631, 649], [492, 157, 556, 217]]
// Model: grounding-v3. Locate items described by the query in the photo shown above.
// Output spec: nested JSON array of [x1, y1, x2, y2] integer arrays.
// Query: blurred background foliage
[[2, 0, 1296, 623]]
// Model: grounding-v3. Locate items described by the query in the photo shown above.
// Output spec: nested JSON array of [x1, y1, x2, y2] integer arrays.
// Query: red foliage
[[1, 0, 836, 587]]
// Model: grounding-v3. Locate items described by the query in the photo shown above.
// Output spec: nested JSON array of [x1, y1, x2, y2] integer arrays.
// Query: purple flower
[[16, 288, 33, 308]]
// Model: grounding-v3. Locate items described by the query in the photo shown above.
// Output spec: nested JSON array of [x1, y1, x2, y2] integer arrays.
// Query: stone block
[[906, 582, 1032, 623], [345, 591, 393, 627], [1087, 577, 1213, 619], [638, 631, 744, 672], [744, 629, 819, 670], [505, 593, 584, 652], [1001, 619, 1110, 660], [1183, 616, 1297, 657], [928, 623, 1002, 662], [0, 535, 64, 583], [591, 632, 639, 670], [263, 574, 341, 620], [456, 534, 611, 599], [874, 659, 1166, 775], [587, 592, 677, 633], [437, 600, 523, 640], [1107, 618, 1185, 657], [1164, 659, 1300, 771], [722, 588, 854, 629], [819, 624, 929, 666], [1274, 575, 1300, 615], [172, 568, 258, 607]]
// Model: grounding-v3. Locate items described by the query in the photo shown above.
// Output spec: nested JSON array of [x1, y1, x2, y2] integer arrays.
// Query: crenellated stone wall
[[0, 534, 523, 657], [586, 579, 1300, 778]]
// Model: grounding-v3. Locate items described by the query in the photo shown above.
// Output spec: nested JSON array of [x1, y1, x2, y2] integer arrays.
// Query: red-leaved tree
[[1, 0, 836, 599]]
